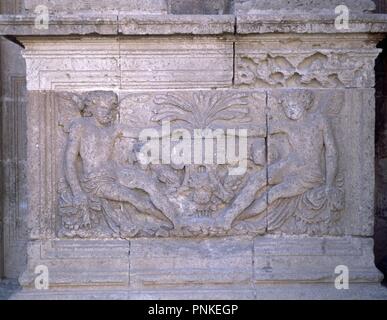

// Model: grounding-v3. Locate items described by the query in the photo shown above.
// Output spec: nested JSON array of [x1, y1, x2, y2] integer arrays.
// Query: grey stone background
[[0, 0, 387, 285]]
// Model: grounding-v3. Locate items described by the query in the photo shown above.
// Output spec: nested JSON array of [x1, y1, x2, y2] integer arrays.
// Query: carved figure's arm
[[269, 120, 288, 135], [115, 124, 145, 139], [65, 122, 84, 196]]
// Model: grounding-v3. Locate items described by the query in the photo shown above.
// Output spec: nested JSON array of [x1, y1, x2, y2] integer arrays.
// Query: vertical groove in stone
[[232, 41, 236, 86]]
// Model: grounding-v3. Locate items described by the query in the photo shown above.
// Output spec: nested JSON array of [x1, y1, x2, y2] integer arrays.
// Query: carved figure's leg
[[268, 156, 298, 185], [267, 179, 306, 205], [236, 194, 267, 221], [216, 170, 266, 228], [97, 182, 171, 223], [119, 169, 178, 225]]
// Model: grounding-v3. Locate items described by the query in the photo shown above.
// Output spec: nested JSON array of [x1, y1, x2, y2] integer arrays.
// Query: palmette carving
[[57, 90, 345, 238]]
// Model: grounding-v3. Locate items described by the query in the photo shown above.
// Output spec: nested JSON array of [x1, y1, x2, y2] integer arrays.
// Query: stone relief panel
[[264, 89, 375, 237], [266, 90, 345, 236], [215, 89, 349, 237], [235, 35, 381, 89], [36, 88, 368, 239], [56, 90, 267, 238]]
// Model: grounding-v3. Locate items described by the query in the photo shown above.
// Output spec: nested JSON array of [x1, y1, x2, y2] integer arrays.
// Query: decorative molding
[[21, 37, 234, 91], [235, 34, 382, 89]]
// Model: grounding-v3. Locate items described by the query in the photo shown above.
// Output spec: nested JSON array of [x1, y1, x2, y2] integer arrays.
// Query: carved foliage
[[236, 51, 375, 88]]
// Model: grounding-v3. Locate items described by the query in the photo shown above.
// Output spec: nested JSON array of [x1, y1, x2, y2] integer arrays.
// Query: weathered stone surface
[[0, 14, 119, 36], [22, 0, 378, 15], [27, 90, 267, 239], [1, 13, 387, 37], [254, 236, 382, 283], [235, 0, 376, 14], [13, 235, 383, 298], [0, 37, 28, 279], [119, 38, 234, 89], [266, 89, 375, 236], [0, 14, 236, 37], [0, 0, 385, 300], [21, 37, 234, 91], [265, 90, 345, 236], [9, 283, 387, 300], [237, 13, 387, 34], [19, 240, 130, 288], [24, 0, 168, 14], [168, 0, 233, 15], [0, 0, 24, 14], [118, 14, 235, 35], [235, 34, 382, 88], [252, 283, 387, 300], [22, 87, 377, 240], [130, 237, 253, 288], [21, 38, 120, 91]]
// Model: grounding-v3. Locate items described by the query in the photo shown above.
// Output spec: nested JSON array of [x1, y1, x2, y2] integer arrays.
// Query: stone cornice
[[0, 14, 235, 36], [237, 13, 387, 34], [0, 13, 387, 37]]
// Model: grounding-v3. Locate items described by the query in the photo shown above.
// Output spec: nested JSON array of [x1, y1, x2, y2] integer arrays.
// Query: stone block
[[168, 0, 233, 15], [19, 240, 130, 288], [118, 14, 235, 35], [24, 0, 168, 14], [22, 37, 120, 91], [0, 14, 119, 37], [236, 14, 387, 34], [130, 237, 253, 288], [21, 37, 234, 91], [235, 0, 376, 14], [119, 37, 234, 89], [254, 236, 382, 283]]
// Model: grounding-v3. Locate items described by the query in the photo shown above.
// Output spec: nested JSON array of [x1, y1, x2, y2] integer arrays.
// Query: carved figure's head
[[280, 90, 314, 121], [82, 91, 118, 125]]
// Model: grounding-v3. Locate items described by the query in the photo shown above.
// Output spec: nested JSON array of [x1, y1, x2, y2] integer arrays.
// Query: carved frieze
[[235, 35, 381, 89], [53, 89, 346, 238]]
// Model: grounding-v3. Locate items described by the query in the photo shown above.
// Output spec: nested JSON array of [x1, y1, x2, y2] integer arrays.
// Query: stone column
[[0, 0, 28, 281], [1, 0, 387, 299]]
